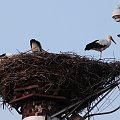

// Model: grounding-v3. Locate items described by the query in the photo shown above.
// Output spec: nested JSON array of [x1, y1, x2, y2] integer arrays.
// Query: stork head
[[107, 35, 116, 44]]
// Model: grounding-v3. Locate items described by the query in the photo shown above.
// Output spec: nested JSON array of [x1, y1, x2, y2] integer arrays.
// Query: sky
[[0, 0, 120, 120]]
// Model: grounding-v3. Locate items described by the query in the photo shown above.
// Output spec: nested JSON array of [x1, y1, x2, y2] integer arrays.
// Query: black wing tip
[[84, 48, 87, 51], [0, 53, 6, 57], [85, 44, 91, 50]]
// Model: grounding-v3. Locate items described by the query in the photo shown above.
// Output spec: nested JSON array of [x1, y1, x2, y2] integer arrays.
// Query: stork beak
[[117, 34, 120, 37], [112, 38, 116, 44]]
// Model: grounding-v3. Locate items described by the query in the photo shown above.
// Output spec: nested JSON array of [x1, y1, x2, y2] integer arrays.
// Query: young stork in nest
[[0, 53, 13, 63], [85, 35, 116, 59], [0, 53, 13, 58], [30, 39, 42, 52]]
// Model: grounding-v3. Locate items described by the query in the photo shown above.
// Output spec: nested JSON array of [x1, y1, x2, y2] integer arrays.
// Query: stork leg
[[99, 52, 102, 60]]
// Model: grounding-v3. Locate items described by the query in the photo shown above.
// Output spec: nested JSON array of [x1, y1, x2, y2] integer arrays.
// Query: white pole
[[23, 116, 46, 120], [23, 116, 60, 120]]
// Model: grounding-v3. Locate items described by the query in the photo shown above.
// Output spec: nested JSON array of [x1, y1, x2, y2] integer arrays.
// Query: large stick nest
[[0, 52, 120, 111]]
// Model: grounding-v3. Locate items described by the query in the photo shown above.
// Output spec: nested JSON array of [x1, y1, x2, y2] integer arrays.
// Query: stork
[[30, 39, 42, 53], [0, 53, 13, 58], [0, 53, 6, 57], [85, 35, 116, 59], [0, 53, 13, 63]]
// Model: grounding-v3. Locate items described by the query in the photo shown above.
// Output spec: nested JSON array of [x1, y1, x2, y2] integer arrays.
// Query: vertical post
[[20, 98, 63, 120], [23, 116, 46, 120], [22, 100, 47, 120]]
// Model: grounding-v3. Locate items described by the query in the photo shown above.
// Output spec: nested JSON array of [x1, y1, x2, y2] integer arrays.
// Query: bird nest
[[0, 52, 120, 113]]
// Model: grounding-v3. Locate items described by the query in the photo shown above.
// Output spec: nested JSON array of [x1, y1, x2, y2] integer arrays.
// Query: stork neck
[[106, 38, 111, 43]]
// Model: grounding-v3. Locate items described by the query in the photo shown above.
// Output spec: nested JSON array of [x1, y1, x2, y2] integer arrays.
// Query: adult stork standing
[[85, 35, 116, 59], [30, 39, 42, 53]]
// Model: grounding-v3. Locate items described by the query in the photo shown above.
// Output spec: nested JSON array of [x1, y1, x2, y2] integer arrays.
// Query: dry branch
[[0, 52, 120, 115]]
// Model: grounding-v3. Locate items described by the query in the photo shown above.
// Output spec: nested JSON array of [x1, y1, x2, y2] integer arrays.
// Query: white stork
[[0, 53, 6, 57], [85, 35, 116, 59], [30, 39, 42, 53], [0, 53, 13, 63], [0, 53, 13, 58]]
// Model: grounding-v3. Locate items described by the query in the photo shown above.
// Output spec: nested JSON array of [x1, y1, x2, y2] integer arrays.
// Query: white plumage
[[85, 35, 116, 59]]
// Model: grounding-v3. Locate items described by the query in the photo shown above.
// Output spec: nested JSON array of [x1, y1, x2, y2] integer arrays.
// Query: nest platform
[[0, 52, 120, 118]]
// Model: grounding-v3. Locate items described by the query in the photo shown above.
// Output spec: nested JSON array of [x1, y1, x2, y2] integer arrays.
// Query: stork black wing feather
[[0, 53, 6, 57], [85, 40, 106, 50]]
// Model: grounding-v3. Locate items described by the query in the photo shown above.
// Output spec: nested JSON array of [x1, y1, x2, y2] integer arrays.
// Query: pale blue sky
[[0, 0, 120, 120]]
